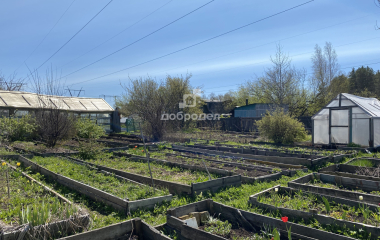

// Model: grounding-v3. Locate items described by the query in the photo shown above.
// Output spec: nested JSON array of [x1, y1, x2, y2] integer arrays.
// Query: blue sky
[[1, 0, 379, 105]]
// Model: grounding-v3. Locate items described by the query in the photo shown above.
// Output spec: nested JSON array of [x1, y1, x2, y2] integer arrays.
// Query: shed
[[312, 93, 380, 147], [233, 103, 288, 118], [0, 90, 116, 131]]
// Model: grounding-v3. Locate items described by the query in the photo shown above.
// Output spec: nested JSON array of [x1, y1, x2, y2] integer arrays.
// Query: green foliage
[[204, 217, 232, 237], [18, 199, 78, 226], [256, 109, 307, 144], [75, 118, 105, 139], [347, 142, 362, 148], [77, 141, 104, 160], [31, 156, 168, 200], [322, 196, 330, 214], [347, 159, 374, 167], [0, 114, 37, 142]]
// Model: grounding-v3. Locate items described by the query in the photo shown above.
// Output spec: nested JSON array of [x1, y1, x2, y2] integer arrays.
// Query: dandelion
[[1, 162, 6, 166], [359, 196, 363, 201], [17, 162, 21, 167], [27, 180, 29, 183]]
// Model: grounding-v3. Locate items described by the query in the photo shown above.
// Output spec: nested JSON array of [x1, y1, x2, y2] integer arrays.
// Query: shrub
[[0, 114, 37, 142], [77, 141, 104, 160], [75, 118, 105, 140], [256, 108, 307, 144]]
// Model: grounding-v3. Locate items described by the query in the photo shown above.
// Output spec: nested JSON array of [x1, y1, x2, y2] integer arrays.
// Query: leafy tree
[[75, 118, 105, 139], [0, 114, 37, 142], [349, 66, 375, 95]]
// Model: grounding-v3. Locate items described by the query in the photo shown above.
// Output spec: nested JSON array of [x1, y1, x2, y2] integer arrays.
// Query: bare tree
[[117, 74, 199, 141], [119, 77, 166, 141], [250, 45, 301, 110], [311, 42, 340, 106], [0, 71, 26, 91], [28, 67, 75, 147]]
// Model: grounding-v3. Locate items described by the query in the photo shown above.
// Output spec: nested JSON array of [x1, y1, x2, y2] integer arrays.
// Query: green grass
[[0, 163, 75, 227], [347, 159, 376, 167], [78, 152, 219, 185], [28, 156, 169, 200], [257, 189, 380, 227], [0, 148, 18, 155]]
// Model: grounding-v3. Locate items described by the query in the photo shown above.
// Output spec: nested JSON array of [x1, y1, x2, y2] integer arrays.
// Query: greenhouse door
[[330, 109, 349, 144]]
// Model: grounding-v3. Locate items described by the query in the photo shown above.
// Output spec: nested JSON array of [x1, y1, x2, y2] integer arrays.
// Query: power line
[[59, 0, 174, 69], [203, 59, 380, 94], [69, 0, 315, 86], [60, 0, 215, 79], [148, 14, 371, 77], [28, 0, 114, 77], [195, 36, 380, 81], [15, 0, 77, 72]]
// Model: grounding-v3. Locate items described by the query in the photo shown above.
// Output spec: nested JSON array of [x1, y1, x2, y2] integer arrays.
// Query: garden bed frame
[[123, 152, 282, 184], [164, 199, 355, 240], [288, 173, 380, 206], [165, 150, 306, 176], [66, 155, 242, 196], [57, 218, 171, 240], [0, 159, 90, 240], [249, 185, 380, 239], [172, 144, 322, 167], [318, 158, 380, 181], [16, 155, 173, 213]]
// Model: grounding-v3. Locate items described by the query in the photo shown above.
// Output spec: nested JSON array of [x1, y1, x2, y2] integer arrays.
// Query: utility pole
[[66, 88, 85, 97]]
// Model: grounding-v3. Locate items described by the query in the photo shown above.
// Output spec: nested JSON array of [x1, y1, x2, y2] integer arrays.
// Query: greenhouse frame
[[0, 90, 116, 131], [312, 93, 380, 147]]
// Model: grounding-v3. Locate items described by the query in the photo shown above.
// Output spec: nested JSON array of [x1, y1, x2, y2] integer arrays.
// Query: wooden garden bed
[[164, 199, 355, 240]]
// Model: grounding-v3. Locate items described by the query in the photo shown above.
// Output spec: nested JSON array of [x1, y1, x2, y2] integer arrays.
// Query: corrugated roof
[[342, 93, 380, 117], [0, 90, 114, 112]]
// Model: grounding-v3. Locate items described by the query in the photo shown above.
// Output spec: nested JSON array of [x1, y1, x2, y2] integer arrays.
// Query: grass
[[347, 159, 375, 167], [185, 139, 355, 157], [27, 156, 169, 200], [0, 147, 18, 155], [77, 152, 219, 185], [306, 178, 380, 196], [257, 189, 380, 227], [7, 159, 372, 239], [0, 163, 78, 227]]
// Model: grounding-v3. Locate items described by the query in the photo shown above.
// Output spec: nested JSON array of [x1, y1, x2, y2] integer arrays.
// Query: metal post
[[139, 123, 155, 193], [201, 158, 212, 181]]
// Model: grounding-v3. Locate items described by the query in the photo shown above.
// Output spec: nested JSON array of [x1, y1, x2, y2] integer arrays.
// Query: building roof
[[0, 90, 114, 112], [342, 93, 380, 117]]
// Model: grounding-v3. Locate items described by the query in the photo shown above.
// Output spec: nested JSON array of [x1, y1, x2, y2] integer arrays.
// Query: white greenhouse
[[312, 93, 380, 147]]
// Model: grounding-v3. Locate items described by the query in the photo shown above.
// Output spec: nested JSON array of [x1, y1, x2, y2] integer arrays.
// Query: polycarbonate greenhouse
[[312, 93, 380, 147], [0, 90, 115, 131]]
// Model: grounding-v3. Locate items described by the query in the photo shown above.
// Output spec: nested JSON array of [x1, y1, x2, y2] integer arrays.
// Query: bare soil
[[198, 225, 256, 239]]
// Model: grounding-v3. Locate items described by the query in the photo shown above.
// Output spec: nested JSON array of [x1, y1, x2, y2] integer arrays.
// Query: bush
[[77, 141, 104, 160], [256, 109, 307, 144], [75, 118, 105, 140], [0, 114, 37, 142]]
